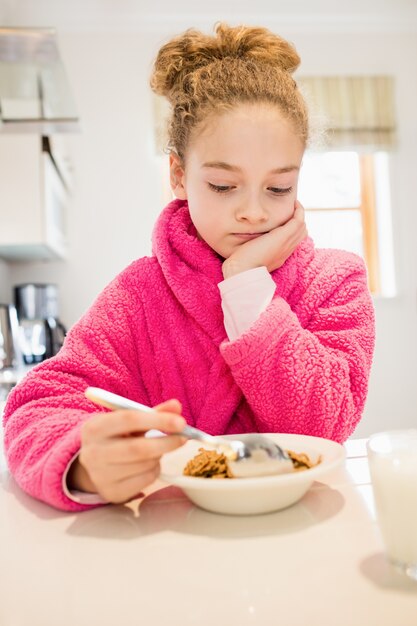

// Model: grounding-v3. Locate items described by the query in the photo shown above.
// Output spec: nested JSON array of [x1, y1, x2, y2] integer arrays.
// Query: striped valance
[[297, 76, 396, 150], [152, 75, 397, 154], [152, 94, 170, 155]]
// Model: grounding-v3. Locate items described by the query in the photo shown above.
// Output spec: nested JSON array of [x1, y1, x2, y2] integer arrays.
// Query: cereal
[[183, 447, 321, 478], [287, 449, 322, 471], [183, 448, 235, 478]]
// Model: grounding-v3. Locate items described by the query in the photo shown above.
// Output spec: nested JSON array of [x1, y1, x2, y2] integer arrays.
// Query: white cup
[[367, 429, 417, 581]]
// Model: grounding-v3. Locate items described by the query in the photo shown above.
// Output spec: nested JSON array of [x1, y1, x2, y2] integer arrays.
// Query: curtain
[[152, 76, 397, 153], [297, 76, 396, 150], [152, 94, 170, 155]]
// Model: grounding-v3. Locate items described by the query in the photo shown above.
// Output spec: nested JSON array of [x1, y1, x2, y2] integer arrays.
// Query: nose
[[235, 194, 268, 224]]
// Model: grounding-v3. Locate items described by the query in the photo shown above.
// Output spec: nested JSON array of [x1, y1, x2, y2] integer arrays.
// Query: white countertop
[[0, 429, 416, 626]]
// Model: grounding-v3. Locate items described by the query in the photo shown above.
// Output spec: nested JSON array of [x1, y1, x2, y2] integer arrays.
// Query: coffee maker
[[0, 303, 21, 370], [0, 303, 25, 399], [14, 284, 66, 365]]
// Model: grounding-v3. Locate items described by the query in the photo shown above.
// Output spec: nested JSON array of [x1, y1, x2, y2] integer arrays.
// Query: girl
[[2, 23, 375, 511]]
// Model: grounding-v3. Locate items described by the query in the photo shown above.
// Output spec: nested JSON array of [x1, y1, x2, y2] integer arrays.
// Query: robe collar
[[152, 198, 314, 344]]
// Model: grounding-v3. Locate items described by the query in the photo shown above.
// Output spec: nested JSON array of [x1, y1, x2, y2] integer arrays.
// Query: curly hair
[[150, 22, 309, 159]]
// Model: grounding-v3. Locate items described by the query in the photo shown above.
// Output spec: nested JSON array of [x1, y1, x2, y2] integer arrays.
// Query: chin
[[213, 249, 227, 261]]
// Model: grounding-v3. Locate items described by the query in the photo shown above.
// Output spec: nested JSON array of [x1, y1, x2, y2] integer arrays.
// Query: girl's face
[[169, 103, 305, 259]]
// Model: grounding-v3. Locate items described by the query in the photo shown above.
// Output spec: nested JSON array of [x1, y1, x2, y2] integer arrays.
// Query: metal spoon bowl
[[85, 387, 294, 477]]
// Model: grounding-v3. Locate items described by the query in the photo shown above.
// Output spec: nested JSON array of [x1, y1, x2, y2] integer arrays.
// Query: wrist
[[67, 457, 97, 493], [222, 259, 252, 279]]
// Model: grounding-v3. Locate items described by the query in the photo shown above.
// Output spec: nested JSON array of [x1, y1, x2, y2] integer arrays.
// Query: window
[[154, 73, 397, 296], [298, 151, 395, 296]]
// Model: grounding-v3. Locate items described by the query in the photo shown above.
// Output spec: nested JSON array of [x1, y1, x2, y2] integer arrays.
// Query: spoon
[[84, 387, 294, 477]]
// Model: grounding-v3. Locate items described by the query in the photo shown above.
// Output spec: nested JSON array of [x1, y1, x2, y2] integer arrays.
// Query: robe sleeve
[[2, 267, 145, 512], [219, 255, 375, 443]]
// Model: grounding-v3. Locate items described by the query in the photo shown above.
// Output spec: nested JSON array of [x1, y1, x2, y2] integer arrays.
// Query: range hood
[[0, 27, 80, 133]]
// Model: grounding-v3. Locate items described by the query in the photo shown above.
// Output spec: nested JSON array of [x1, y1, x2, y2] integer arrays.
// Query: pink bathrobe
[[2, 199, 375, 511]]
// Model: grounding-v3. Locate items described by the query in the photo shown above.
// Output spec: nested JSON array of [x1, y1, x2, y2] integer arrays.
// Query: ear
[[169, 153, 187, 200]]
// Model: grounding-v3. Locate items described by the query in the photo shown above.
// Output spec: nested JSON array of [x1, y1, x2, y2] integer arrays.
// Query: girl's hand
[[68, 399, 186, 504], [222, 200, 307, 279]]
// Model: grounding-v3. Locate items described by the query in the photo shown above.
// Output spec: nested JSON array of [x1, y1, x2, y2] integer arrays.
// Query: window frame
[[303, 154, 380, 293]]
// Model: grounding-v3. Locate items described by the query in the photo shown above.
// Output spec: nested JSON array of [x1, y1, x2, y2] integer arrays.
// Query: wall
[[0, 259, 10, 302], [287, 31, 417, 437], [4, 25, 417, 436], [7, 31, 165, 326]]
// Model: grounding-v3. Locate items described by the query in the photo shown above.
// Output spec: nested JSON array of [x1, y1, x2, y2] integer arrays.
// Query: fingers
[[79, 429, 186, 503], [96, 463, 162, 504], [87, 458, 158, 483], [283, 200, 307, 238], [154, 398, 182, 414], [294, 199, 305, 222], [273, 200, 304, 234], [82, 408, 186, 441], [78, 400, 188, 504], [94, 433, 186, 465]]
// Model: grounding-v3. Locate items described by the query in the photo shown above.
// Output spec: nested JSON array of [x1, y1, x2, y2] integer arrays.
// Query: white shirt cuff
[[218, 266, 276, 341]]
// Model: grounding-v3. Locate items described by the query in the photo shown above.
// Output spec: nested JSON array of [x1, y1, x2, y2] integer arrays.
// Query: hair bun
[[214, 23, 300, 73], [150, 22, 300, 100]]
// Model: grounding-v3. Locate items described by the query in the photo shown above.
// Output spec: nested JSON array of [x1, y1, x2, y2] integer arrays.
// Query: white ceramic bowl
[[160, 433, 345, 515]]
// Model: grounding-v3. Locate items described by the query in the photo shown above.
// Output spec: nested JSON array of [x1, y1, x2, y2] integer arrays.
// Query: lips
[[233, 232, 266, 240]]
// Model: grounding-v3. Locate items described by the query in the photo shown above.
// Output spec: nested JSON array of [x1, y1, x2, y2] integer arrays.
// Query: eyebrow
[[201, 161, 299, 174]]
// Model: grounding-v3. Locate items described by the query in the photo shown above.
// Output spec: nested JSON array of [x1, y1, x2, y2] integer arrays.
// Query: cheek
[[188, 203, 219, 239], [274, 197, 296, 225]]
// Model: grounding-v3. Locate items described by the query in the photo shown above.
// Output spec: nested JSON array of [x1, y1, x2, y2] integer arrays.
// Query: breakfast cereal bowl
[[160, 433, 345, 515]]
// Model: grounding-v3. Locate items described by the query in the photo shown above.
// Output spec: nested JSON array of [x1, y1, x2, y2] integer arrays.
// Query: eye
[[208, 183, 234, 193], [268, 186, 293, 195]]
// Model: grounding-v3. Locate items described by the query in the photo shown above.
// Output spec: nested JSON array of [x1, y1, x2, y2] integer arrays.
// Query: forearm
[[221, 295, 374, 443], [3, 399, 97, 511], [218, 266, 276, 341]]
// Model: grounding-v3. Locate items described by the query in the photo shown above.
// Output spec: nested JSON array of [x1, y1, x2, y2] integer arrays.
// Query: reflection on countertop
[[1, 431, 417, 626]]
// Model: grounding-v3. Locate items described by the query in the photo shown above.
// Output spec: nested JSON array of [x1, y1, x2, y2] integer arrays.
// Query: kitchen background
[[0, 0, 416, 436]]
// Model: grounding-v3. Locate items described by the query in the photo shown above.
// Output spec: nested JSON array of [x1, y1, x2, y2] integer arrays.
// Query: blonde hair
[[150, 22, 309, 159]]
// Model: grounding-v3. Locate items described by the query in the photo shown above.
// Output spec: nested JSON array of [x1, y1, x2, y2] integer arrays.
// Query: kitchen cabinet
[[0, 134, 71, 260]]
